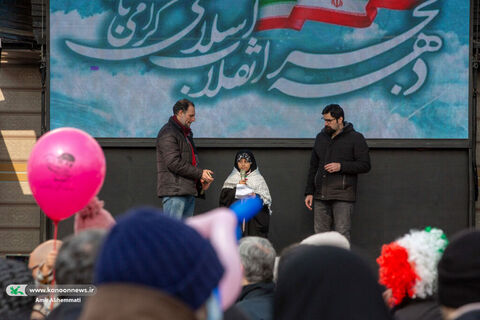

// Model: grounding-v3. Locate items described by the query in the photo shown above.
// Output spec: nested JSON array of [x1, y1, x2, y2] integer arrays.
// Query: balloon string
[[50, 220, 59, 311], [241, 199, 245, 233], [53, 221, 58, 250]]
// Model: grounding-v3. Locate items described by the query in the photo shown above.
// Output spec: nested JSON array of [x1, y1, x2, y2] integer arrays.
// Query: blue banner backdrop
[[49, 0, 470, 138]]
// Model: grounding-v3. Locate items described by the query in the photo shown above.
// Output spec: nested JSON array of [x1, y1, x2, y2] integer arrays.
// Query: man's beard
[[324, 126, 335, 135]]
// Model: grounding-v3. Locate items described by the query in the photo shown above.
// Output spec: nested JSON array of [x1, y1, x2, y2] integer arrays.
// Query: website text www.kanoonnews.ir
[[6, 284, 97, 301]]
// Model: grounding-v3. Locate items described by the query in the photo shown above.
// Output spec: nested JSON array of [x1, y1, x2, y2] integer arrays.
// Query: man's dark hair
[[322, 104, 344, 121], [55, 230, 106, 285], [172, 99, 194, 115]]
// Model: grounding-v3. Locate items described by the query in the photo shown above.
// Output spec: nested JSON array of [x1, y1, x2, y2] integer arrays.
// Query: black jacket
[[236, 282, 275, 320], [305, 122, 370, 201], [156, 117, 203, 197], [46, 299, 84, 320], [455, 310, 480, 320], [392, 298, 442, 320]]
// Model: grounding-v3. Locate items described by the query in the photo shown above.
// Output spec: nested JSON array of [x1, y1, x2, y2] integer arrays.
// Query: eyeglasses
[[322, 118, 336, 123]]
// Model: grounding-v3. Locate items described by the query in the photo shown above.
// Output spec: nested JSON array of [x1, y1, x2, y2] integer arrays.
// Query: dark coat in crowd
[[79, 284, 198, 320], [305, 122, 370, 202], [450, 305, 480, 320], [46, 299, 84, 320], [392, 298, 442, 320], [156, 117, 203, 198], [224, 305, 251, 320], [236, 281, 275, 320], [455, 310, 480, 320], [274, 245, 392, 320]]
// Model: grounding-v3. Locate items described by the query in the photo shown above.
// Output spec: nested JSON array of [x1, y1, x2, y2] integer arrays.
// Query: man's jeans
[[162, 196, 195, 219], [313, 200, 354, 241]]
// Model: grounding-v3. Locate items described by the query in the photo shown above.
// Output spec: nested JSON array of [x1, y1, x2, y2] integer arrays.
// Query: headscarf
[[274, 245, 393, 320], [222, 150, 271, 213], [233, 150, 257, 172]]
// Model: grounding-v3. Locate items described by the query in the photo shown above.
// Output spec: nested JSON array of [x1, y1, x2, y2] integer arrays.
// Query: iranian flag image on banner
[[257, 0, 297, 31], [256, 0, 425, 31]]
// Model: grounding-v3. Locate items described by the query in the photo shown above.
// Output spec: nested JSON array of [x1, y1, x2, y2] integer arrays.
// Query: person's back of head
[[274, 245, 392, 320], [0, 258, 35, 320], [28, 239, 63, 280], [300, 231, 350, 249], [55, 229, 106, 285], [438, 229, 480, 319], [273, 232, 349, 284], [377, 227, 448, 307], [239, 236, 276, 284]]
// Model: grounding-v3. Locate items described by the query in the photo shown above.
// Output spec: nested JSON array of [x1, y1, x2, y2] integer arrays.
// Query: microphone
[[240, 169, 246, 181]]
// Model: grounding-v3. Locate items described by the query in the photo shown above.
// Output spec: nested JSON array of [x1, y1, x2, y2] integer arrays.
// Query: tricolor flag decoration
[[376, 227, 448, 307], [256, 0, 425, 31]]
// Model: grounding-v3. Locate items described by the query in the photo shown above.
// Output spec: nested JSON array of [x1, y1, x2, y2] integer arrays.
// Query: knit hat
[[437, 229, 480, 308], [94, 207, 224, 310], [377, 227, 448, 307], [74, 196, 116, 234]]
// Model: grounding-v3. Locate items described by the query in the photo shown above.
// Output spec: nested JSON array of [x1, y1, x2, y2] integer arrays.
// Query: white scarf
[[222, 167, 272, 214]]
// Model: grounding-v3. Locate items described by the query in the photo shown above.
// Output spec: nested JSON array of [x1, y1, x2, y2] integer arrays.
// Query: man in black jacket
[[156, 99, 214, 219], [304, 104, 370, 241]]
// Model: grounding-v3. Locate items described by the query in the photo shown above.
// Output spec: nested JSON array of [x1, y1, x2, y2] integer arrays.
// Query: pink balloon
[[27, 128, 106, 222], [186, 208, 242, 310]]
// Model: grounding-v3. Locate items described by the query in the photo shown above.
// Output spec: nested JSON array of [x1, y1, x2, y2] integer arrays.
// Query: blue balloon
[[236, 226, 243, 240], [230, 196, 263, 223]]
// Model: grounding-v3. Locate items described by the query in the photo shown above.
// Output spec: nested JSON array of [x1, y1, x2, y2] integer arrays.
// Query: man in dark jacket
[[236, 236, 276, 320], [156, 99, 214, 219], [304, 104, 370, 241]]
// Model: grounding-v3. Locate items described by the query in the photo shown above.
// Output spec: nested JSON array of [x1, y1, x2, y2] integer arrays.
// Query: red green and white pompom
[[377, 227, 448, 306]]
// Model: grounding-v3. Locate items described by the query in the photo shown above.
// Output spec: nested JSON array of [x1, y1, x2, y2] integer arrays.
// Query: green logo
[[6, 285, 26, 296], [10, 286, 24, 295]]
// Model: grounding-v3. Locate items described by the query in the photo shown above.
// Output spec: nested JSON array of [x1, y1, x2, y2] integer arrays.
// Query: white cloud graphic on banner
[[343, 23, 388, 44]]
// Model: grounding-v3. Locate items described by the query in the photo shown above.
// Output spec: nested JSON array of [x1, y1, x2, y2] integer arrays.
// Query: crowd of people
[[1, 198, 479, 320], [1, 99, 478, 319]]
